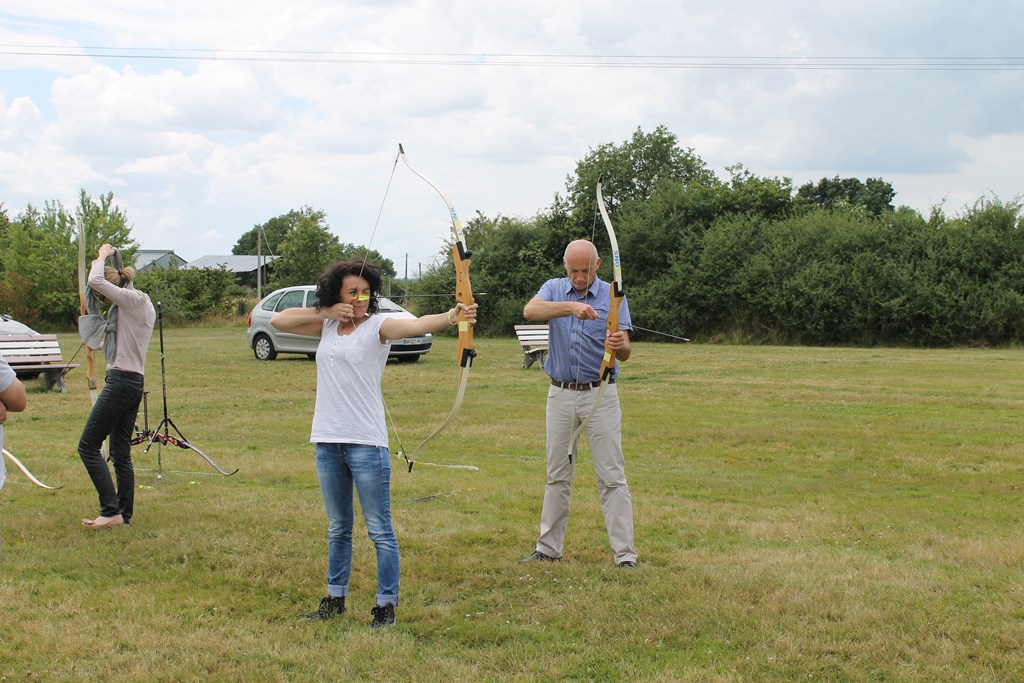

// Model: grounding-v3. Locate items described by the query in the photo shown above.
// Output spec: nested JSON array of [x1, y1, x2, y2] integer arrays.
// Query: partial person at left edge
[[78, 244, 156, 530], [1, 355, 29, 554]]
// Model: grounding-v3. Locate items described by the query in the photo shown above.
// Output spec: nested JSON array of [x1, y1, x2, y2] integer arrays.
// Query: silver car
[[1, 313, 39, 336], [246, 285, 432, 362]]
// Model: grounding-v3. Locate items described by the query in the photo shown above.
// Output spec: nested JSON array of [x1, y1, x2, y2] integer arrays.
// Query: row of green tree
[[232, 206, 397, 290], [0, 200, 396, 325], [415, 126, 1023, 346], [0, 192, 240, 325], [2, 125, 1022, 346]]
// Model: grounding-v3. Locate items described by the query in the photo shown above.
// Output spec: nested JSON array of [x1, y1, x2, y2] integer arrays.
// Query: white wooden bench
[[514, 324, 549, 369], [0, 334, 80, 392]]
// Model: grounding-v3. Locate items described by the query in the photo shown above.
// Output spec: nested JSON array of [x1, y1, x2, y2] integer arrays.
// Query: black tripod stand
[[133, 302, 238, 478]]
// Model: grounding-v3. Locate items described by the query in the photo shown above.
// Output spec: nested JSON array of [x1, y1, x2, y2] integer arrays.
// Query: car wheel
[[253, 334, 278, 360], [397, 354, 420, 363]]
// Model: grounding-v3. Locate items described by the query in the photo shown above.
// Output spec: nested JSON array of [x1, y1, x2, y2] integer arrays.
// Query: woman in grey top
[[79, 243, 156, 529]]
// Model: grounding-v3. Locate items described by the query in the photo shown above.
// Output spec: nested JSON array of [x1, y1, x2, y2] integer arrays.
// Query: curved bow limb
[[77, 224, 99, 406], [397, 144, 477, 470], [404, 363, 471, 469], [175, 440, 240, 476], [393, 449, 479, 471], [142, 429, 239, 476], [77, 222, 109, 457], [567, 180, 624, 460], [3, 448, 63, 490]]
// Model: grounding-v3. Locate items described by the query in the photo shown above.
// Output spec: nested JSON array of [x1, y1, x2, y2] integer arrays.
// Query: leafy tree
[[0, 203, 10, 273], [334, 243, 396, 281], [233, 207, 396, 289], [796, 176, 896, 217], [721, 164, 795, 219], [270, 212, 343, 288], [1, 202, 74, 323], [563, 124, 718, 221], [134, 266, 241, 322], [232, 207, 319, 255], [0, 190, 135, 326], [414, 212, 555, 335], [0, 273, 38, 323]]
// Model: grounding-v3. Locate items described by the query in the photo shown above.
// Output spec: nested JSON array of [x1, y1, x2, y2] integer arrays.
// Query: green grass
[[2, 325, 1023, 681]]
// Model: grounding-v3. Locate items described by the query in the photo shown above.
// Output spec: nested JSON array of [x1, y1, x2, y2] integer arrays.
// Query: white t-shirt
[[310, 315, 392, 447]]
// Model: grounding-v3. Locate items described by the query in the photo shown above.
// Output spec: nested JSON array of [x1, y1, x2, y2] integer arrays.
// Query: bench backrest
[[0, 334, 64, 364], [514, 325, 549, 346]]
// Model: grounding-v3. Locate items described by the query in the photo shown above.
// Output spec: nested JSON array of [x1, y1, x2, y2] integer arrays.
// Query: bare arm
[[0, 376, 27, 424], [523, 296, 632, 363], [87, 244, 137, 307], [271, 304, 345, 338], [523, 296, 599, 322], [379, 303, 477, 341]]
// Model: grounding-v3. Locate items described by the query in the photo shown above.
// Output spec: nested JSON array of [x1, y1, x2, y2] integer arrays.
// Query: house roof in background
[[134, 249, 186, 270], [181, 255, 279, 273]]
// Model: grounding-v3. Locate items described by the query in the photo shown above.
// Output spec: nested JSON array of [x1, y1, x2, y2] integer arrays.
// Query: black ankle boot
[[370, 604, 395, 628], [302, 596, 346, 621]]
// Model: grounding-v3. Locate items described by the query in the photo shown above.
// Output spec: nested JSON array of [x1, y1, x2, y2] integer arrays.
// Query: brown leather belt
[[550, 379, 613, 391]]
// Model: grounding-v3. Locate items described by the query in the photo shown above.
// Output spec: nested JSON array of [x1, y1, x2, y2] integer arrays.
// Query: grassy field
[[1, 325, 1022, 682]]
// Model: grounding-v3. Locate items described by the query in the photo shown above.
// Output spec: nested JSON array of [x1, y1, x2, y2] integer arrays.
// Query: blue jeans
[[78, 370, 144, 522], [315, 443, 399, 607]]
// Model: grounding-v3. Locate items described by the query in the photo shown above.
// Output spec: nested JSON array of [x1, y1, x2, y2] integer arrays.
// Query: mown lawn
[[1, 325, 1022, 681]]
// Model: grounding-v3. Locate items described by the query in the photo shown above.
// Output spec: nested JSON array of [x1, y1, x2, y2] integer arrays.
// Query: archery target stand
[[132, 302, 238, 478]]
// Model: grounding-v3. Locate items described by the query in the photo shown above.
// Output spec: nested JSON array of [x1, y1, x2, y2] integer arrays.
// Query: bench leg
[[523, 349, 546, 369], [41, 370, 69, 393]]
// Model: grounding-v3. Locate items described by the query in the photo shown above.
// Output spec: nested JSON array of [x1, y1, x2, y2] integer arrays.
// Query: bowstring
[[351, 150, 411, 468], [358, 150, 401, 283], [567, 195, 603, 464], [382, 391, 412, 470]]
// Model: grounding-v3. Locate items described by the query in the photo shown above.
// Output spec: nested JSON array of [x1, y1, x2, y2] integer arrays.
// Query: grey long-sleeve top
[[88, 258, 156, 375]]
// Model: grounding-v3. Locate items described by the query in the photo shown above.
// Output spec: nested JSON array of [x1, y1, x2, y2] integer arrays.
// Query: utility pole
[[256, 229, 262, 300]]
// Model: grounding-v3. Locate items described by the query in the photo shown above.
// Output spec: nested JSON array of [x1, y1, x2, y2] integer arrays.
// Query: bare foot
[[81, 514, 125, 529]]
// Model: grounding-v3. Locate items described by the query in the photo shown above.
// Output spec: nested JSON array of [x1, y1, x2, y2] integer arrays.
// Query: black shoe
[[301, 596, 346, 621], [617, 560, 637, 570], [518, 550, 559, 563], [371, 604, 395, 628]]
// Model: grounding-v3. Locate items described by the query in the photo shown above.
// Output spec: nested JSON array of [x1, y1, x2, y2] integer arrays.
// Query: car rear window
[[275, 290, 306, 312]]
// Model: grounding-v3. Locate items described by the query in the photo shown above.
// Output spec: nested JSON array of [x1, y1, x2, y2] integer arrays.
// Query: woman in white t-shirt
[[272, 259, 476, 629]]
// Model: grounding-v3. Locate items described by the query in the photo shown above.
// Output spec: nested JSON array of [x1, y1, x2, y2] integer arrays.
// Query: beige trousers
[[536, 383, 637, 564]]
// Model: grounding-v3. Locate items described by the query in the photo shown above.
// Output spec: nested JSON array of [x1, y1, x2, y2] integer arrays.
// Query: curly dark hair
[[315, 259, 382, 315]]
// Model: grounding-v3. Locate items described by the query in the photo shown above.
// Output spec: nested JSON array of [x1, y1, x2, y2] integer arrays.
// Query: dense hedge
[[414, 196, 1024, 347]]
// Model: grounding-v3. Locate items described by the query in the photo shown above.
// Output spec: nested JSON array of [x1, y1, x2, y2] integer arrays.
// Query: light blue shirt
[[536, 276, 631, 384], [0, 357, 15, 490]]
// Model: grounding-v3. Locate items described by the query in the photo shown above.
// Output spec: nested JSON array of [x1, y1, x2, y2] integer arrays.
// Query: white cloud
[[0, 0, 1021, 262]]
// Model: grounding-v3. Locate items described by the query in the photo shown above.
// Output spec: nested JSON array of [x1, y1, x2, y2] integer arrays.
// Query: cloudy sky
[[1, 1, 1021, 272]]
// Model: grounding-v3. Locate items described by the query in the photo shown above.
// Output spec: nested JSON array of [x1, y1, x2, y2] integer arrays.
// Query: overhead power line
[[1, 44, 1022, 71]]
